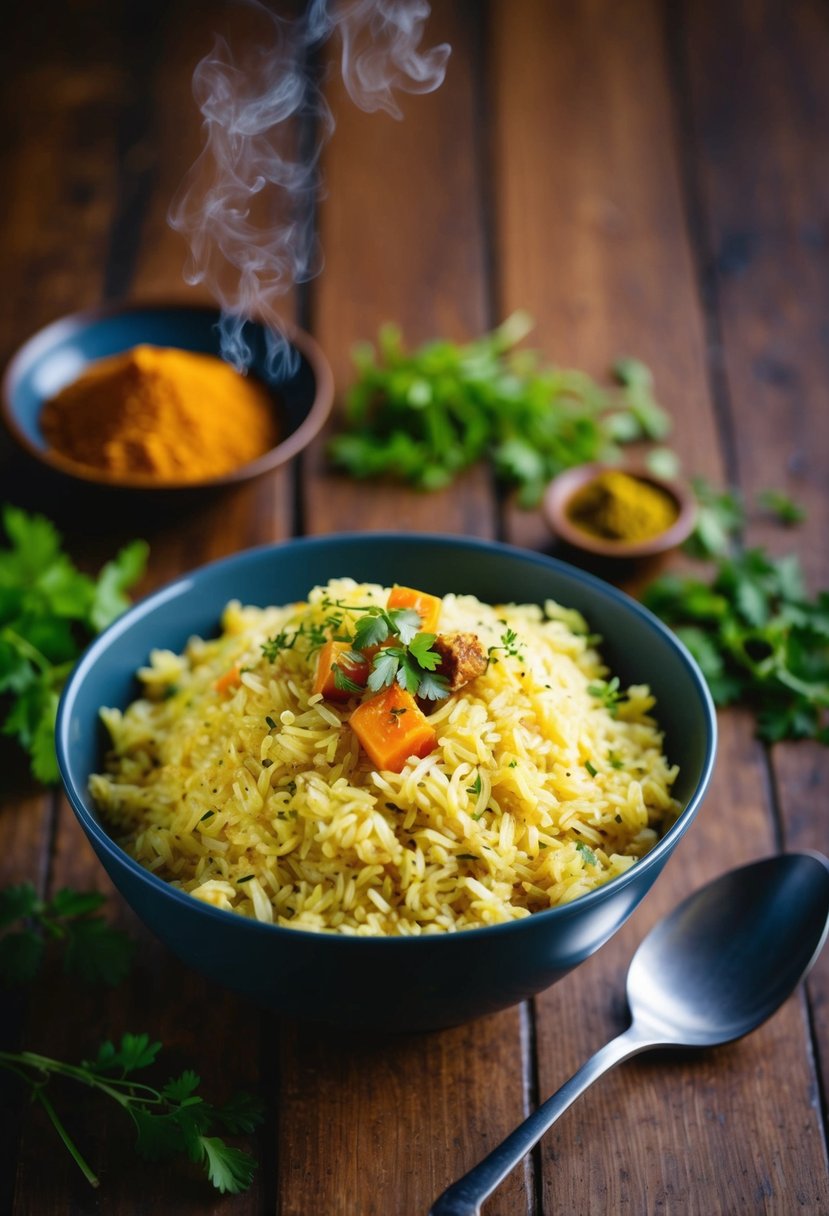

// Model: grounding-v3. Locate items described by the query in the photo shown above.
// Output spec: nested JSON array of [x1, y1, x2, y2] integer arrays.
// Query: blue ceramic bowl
[[1, 301, 333, 490], [56, 534, 717, 1031]]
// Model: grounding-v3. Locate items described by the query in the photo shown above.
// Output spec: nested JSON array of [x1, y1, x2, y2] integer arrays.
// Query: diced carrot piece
[[214, 666, 242, 694], [349, 685, 438, 772], [313, 640, 370, 700], [387, 585, 442, 633]]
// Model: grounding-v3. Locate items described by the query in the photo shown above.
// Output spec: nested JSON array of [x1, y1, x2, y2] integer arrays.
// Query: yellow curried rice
[[90, 580, 680, 936]]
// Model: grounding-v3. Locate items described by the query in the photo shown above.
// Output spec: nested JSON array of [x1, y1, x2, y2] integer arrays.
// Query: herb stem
[[33, 1087, 100, 1188]]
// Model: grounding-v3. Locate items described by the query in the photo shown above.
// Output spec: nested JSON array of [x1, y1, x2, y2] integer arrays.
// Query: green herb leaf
[[328, 319, 669, 507], [353, 612, 391, 651], [757, 489, 806, 526], [0, 507, 146, 781], [198, 1137, 259, 1194], [0, 882, 134, 987], [645, 517, 829, 744], [575, 841, 598, 865]]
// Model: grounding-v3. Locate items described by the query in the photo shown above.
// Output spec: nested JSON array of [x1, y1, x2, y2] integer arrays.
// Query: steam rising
[[169, 0, 450, 373]]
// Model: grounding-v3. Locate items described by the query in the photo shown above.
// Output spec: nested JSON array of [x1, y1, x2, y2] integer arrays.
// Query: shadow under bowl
[[1, 300, 334, 496], [56, 533, 717, 1032]]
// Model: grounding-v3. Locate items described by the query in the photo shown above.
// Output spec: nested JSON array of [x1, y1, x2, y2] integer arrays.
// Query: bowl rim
[[543, 462, 697, 558], [56, 531, 718, 948], [0, 298, 335, 491]]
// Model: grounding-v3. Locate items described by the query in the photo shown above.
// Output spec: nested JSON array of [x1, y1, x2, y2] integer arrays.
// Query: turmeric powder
[[40, 345, 278, 482], [566, 470, 678, 543]]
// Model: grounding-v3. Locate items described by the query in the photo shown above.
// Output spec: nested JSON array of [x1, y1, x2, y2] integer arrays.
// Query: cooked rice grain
[[90, 580, 680, 935]]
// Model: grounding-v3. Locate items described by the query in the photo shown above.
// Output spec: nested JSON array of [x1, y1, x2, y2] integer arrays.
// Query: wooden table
[[2, 2, 828, 1212]]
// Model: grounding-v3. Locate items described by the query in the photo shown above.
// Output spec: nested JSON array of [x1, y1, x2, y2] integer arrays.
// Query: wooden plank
[[0, 6, 130, 1211], [680, 0, 829, 1124], [490, 0, 828, 1209], [277, 7, 531, 1216], [3, 3, 284, 1211], [304, 1, 496, 538], [489, 0, 722, 557]]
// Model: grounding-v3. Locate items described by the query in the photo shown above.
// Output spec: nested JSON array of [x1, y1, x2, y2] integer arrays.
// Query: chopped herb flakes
[[575, 842, 598, 865], [584, 760, 598, 777]]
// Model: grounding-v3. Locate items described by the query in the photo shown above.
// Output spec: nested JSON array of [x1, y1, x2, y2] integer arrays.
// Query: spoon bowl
[[430, 852, 829, 1216]]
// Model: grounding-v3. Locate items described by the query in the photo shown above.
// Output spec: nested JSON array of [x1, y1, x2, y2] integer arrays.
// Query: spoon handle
[[428, 1025, 654, 1216]]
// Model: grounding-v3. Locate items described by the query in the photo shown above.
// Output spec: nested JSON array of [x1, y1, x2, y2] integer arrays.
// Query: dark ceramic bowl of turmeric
[[1, 301, 334, 494], [543, 463, 697, 560]]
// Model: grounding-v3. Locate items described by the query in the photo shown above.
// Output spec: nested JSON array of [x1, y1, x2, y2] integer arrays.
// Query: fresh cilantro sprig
[[262, 597, 449, 701], [0, 1032, 263, 1193], [328, 314, 670, 507], [0, 505, 148, 782], [644, 485, 828, 744], [352, 607, 448, 700], [0, 883, 135, 987]]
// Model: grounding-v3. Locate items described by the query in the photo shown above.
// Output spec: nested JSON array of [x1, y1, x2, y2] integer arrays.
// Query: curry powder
[[566, 470, 678, 543], [41, 344, 278, 482]]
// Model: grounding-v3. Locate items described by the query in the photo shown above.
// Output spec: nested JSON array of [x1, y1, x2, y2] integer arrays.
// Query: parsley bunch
[[328, 314, 670, 506], [644, 482, 828, 744], [0, 505, 147, 782], [0, 883, 134, 987], [0, 1032, 263, 1193]]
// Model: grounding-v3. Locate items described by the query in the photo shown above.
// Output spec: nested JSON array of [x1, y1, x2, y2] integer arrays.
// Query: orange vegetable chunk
[[214, 666, 241, 694], [313, 640, 370, 700], [387, 584, 442, 633], [349, 685, 438, 772]]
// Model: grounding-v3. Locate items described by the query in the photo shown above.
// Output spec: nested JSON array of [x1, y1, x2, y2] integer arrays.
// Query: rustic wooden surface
[[1, 1, 828, 1213]]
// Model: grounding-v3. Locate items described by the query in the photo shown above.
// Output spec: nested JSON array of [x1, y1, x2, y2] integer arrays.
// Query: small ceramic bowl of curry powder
[[543, 463, 697, 560], [1, 301, 334, 495]]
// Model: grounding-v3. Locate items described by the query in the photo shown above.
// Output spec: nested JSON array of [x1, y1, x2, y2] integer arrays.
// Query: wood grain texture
[[1, 1, 827, 1212], [490, 0, 828, 1209], [304, 1, 496, 539], [680, 0, 829, 1129]]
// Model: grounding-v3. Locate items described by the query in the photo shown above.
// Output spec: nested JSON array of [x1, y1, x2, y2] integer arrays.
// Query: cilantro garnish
[[0, 882, 134, 988], [645, 498, 829, 743], [584, 760, 598, 777], [328, 315, 671, 507], [575, 841, 598, 865], [488, 627, 524, 665], [0, 1033, 263, 1192], [586, 677, 626, 717], [0, 505, 147, 782]]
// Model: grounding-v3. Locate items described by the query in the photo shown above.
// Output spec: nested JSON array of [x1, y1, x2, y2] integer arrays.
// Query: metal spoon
[[429, 851, 829, 1216]]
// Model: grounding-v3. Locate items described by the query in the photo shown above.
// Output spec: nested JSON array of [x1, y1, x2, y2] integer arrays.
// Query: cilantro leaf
[[212, 1091, 266, 1134], [0, 882, 39, 927], [90, 540, 149, 631], [0, 881, 134, 987], [416, 670, 449, 700], [408, 632, 441, 670], [388, 607, 421, 645], [0, 507, 146, 782], [757, 489, 806, 526], [328, 317, 669, 506], [198, 1137, 259, 1194], [645, 519, 829, 745], [368, 649, 400, 691], [161, 1071, 202, 1103], [353, 612, 390, 650]]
